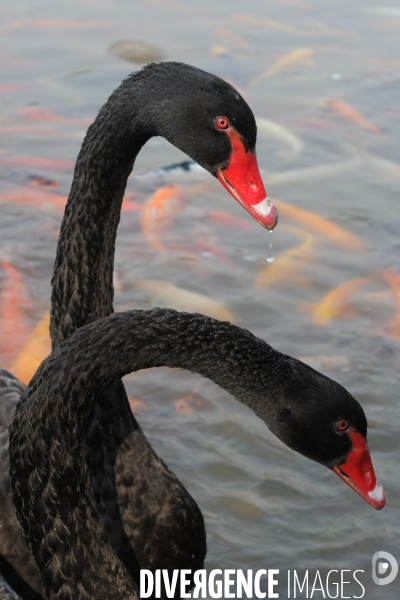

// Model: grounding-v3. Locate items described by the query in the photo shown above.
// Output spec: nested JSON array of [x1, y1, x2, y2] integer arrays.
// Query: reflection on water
[[0, 0, 399, 596]]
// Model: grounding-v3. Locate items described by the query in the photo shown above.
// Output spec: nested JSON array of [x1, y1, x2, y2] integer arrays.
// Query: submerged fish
[[0, 261, 32, 365], [17, 106, 92, 126], [131, 160, 205, 183], [272, 198, 365, 252], [262, 155, 361, 187], [304, 274, 375, 327], [208, 210, 252, 230], [251, 48, 314, 86], [254, 227, 314, 289], [140, 184, 186, 250], [11, 312, 51, 384], [0, 155, 74, 170], [256, 117, 304, 160], [381, 267, 400, 339], [233, 13, 300, 34], [360, 152, 400, 178], [135, 278, 235, 323], [108, 40, 166, 64], [327, 100, 380, 134], [0, 186, 68, 211]]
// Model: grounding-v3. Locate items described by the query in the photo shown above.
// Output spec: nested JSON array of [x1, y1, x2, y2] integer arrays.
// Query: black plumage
[[1, 62, 260, 596], [9, 308, 370, 600]]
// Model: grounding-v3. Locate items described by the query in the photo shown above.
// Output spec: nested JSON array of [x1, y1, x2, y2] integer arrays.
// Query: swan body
[[9, 309, 383, 600], [1, 62, 276, 596]]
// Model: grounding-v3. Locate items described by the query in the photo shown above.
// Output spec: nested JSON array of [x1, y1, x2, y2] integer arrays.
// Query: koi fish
[[139, 184, 186, 250], [304, 274, 375, 327], [256, 117, 304, 160], [360, 152, 400, 177], [254, 227, 314, 289], [381, 267, 400, 338], [0, 155, 75, 170], [0, 261, 32, 365], [208, 210, 252, 230], [327, 100, 380, 134], [135, 278, 236, 323], [251, 48, 314, 86], [31, 19, 107, 29], [17, 107, 92, 126], [272, 198, 365, 252], [298, 355, 350, 370], [232, 14, 300, 34], [11, 312, 51, 384], [0, 84, 26, 93], [121, 192, 141, 213], [0, 186, 68, 211], [262, 155, 361, 187]]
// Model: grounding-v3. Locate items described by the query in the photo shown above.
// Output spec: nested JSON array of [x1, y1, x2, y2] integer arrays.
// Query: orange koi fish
[[273, 198, 365, 252], [0, 155, 74, 170], [208, 210, 252, 230], [17, 107, 92, 126], [0, 186, 68, 211], [251, 49, 314, 86], [11, 312, 51, 384], [305, 274, 375, 327], [121, 192, 141, 213], [0, 83, 26, 93], [139, 184, 186, 250], [381, 267, 400, 338], [0, 261, 32, 366], [326, 100, 380, 134], [254, 227, 314, 289]]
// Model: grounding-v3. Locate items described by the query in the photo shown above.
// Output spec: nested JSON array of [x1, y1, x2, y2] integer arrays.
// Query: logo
[[372, 551, 398, 586]]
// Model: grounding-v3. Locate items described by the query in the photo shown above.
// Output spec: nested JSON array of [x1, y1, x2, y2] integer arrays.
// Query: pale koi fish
[[232, 14, 300, 34], [262, 155, 361, 187], [272, 198, 365, 253], [327, 100, 380, 134], [11, 312, 51, 384], [256, 117, 304, 160], [139, 184, 186, 251], [135, 279, 235, 323], [251, 48, 314, 86], [254, 227, 314, 289]]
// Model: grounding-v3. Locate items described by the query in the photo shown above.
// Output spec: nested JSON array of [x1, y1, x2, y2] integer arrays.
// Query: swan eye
[[215, 116, 229, 130], [336, 420, 349, 432]]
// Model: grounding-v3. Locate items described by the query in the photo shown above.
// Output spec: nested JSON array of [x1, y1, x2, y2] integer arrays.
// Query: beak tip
[[368, 481, 386, 510]]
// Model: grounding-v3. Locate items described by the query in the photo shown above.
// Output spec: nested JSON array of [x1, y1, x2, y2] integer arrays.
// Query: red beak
[[332, 431, 385, 510], [216, 129, 278, 230]]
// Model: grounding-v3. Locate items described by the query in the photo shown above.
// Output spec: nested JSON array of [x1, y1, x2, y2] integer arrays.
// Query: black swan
[[8, 309, 384, 600], [1, 62, 281, 597]]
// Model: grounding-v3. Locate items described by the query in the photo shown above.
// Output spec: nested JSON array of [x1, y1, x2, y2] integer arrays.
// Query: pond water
[[0, 0, 399, 597]]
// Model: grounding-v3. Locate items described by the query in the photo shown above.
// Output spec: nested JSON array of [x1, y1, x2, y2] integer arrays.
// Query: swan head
[[261, 354, 385, 510], [136, 62, 278, 230]]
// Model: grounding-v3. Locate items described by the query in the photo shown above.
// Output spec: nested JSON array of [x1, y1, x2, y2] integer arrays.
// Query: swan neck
[[50, 77, 152, 350], [10, 310, 279, 597]]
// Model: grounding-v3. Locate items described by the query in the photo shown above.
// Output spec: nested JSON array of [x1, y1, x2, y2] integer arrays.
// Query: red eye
[[215, 116, 229, 130], [337, 420, 349, 432]]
